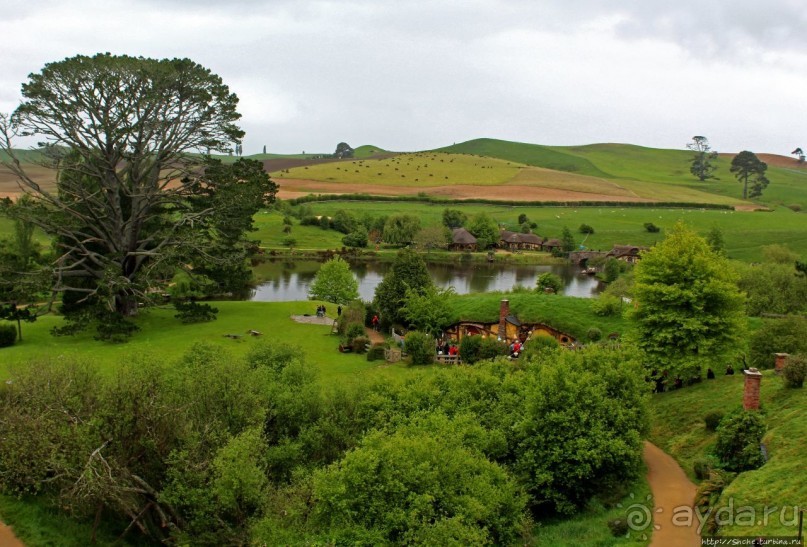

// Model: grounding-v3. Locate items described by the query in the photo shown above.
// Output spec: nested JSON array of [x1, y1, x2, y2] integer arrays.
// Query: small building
[[607, 245, 647, 263], [542, 238, 562, 253], [450, 227, 477, 251], [498, 230, 544, 251]]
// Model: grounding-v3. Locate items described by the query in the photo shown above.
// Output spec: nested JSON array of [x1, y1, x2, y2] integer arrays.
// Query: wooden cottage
[[607, 245, 646, 263], [450, 228, 477, 251], [498, 230, 544, 251], [542, 238, 562, 253]]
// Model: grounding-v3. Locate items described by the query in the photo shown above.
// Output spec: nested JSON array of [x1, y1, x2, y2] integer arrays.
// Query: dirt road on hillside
[[644, 441, 700, 546]]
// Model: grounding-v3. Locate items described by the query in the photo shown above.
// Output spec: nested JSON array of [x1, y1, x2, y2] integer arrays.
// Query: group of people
[[436, 339, 459, 356], [315, 305, 327, 317], [652, 363, 738, 393], [509, 340, 523, 357]]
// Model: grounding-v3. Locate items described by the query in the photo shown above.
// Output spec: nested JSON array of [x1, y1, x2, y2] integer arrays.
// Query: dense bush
[[591, 294, 622, 316], [404, 331, 434, 365], [342, 227, 368, 248], [535, 272, 563, 294], [344, 322, 366, 344], [578, 223, 594, 234], [351, 335, 370, 354], [748, 316, 807, 369], [704, 411, 724, 432], [586, 327, 602, 342], [0, 323, 16, 347], [366, 344, 386, 361], [715, 408, 767, 472], [337, 301, 366, 337], [644, 222, 660, 233], [783, 355, 807, 388], [457, 336, 510, 365]]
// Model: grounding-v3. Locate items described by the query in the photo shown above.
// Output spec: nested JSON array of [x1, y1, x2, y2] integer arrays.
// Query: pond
[[249, 259, 603, 302]]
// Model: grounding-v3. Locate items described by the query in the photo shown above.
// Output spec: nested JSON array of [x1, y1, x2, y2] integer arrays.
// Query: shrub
[[703, 411, 724, 432], [591, 294, 621, 316], [693, 459, 712, 480], [344, 322, 366, 345], [783, 355, 807, 388], [366, 344, 386, 361], [0, 323, 17, 347], [337, 301, 366, 337], [585, 327, 602, 342], [578, 223, 594, 234], [174, 301, 219, 323], [459, 336, 482, 364], [536, 273, 563, 294], [748, 316, 807, 369], [405, 331, 434, 365], [715, 408, 767, 472], [342, 227, 368, 248], [351, 336, 370, 354], [644, 222, 660, 233], [281, 236, 296, 248], [787, 203, 802, 212], [94, 313, 140, 343], [607, 518, 628, 537], [478, 337, 509, 361]]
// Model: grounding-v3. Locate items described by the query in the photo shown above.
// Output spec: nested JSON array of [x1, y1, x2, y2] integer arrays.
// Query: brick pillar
[[498, 299, 509, 340], [743, 368, 762, 411], [774, 353, 789, 374]]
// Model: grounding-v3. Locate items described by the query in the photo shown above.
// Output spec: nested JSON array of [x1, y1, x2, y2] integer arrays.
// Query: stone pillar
[[498, 299, 509, 340], [743, 368, 762, 411], [774, 353, 789, 375]]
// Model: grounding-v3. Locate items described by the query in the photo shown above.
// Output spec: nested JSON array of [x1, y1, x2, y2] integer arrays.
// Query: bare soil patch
[[644, 441, 699, 546], [290, 314, 335, 326], [277, 178, 655, 203], [0, 521, 24, 547]]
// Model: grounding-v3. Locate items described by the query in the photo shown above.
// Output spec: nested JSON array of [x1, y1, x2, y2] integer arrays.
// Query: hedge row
[[285, 192, 735, 210]]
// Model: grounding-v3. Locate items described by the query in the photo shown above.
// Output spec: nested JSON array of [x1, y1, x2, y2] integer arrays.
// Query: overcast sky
[[2, 0, 806, 155]]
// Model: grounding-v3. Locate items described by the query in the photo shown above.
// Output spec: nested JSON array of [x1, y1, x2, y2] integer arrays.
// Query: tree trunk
[[115, 293, 139, 317]]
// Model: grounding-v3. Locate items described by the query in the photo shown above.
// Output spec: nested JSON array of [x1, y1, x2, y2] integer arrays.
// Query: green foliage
[[366, 344, 386, 361], [404, 331, 434, 365], [341, 226, 368, 248], [308, 257, 359, 305], [336, 300, 365, 337], [735, 262, 807, 316], [373, 249, 432, 326], [693, 458, 713, 480], [644, 222, 660, 233], [705, 226, 725, 254], [0, 304, 38, 342], [586, 327, 602, 342], [687, 136, 719, 182], [578, 223, 594, 234], [442, 208, 467, 229], [468, 213, 500, 250], [715, 408, 767, 472], [93, 312, 140, 343], [518, 213, 529, 224], [561, 226, 575, 252], [591, 294, 621, 316], [331, 209, 358, 234], [761, 243, 799, 264], [413, 225, 450, 252], [382, 214, 421, 246], [730, 151, 770, 199], [607, 517, 629, 537], [459, 336, 508, 364], [173, 301, 219, 323], [351, 336, 370, 354], [280, 236, 296, 248], [748, 316, 807, 369], [782, 355, 806, 388], [536, 272, 563, 294], [0, 323, 17, 347], [514, 346, 649, 514], [704, 411, 724, 432], [400, 284, 456, 336], [601, 257, 625, 283], [344, 322, 366, 345], [630, 222, 746, 380]]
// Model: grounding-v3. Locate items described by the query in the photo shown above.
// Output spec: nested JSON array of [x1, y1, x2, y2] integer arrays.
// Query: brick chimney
[[498, 299, 509, 340], [743, 368, 762, 411], [774, 353, 789, 374]]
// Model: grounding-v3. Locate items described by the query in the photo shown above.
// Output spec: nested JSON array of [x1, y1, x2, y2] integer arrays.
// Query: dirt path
[[643, 441, 700, 546], [364, 326, 385, 344], [0, 521, 24, 547]]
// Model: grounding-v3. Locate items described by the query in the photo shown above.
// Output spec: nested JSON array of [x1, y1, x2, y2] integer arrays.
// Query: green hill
[[650, 371, 806, 537]]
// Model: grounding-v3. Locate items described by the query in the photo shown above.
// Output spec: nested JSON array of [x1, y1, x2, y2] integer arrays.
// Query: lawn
[[649, 370, 807, 537], [0, 301, 422, 386]]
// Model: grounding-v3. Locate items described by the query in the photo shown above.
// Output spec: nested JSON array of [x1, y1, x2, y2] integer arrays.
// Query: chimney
[[498, 299, 509, 340], [743, 368, 762, 411], [774, 353, 789, 375]]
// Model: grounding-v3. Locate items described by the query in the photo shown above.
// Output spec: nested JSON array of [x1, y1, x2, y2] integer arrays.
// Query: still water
[[250, 259, 603, 302]]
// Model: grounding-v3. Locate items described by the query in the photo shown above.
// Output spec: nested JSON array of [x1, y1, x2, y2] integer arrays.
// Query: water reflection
[[250, 259, 603, 302]]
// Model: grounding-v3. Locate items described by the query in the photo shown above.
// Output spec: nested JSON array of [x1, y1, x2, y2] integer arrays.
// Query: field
[[256, 202, 807, 262], [650, 371, 807, 537]]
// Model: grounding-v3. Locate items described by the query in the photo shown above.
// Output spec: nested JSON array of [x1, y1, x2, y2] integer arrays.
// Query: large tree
[[467, 213, 499, 250], [0, 54, 275, 318], [687, 136, 719, 181], [730, 150, 769, 199], [308, 257, 359, 305], [373, 249, 432, 326], [630, 222, 746, 380]]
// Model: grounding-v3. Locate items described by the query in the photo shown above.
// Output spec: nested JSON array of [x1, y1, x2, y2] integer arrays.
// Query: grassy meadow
[[258, 201, 807, 262], [649, 371, 806, 537]]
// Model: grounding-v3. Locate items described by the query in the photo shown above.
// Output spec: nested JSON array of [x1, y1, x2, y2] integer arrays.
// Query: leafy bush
[[607, 518, 628, 537], [586, 327, 602, 342], [344, 322, 366, 345], [337, 301, 366, 337], [174, 301, 219, 323], [715, 408, 767, 472], [459, 336, 482, 364], [703, 411, 724, 432], [693, 459, 712, 480], [0, 323, 17, 347], [281, 236, 296, 248], [578, 223, 594, 234], [535, 273, 563, 294], [644, 222, 660, 233], [591, 294, 621, 316], [783, 355, 807, 388], [366, 344, 386, 361], [787, 203, 802, 212], [351, 336, 370, 354], [748, 316, 807, 369], [405, 331, 434, 365], [342, 227, 368, 248], [478, 337, 509, 361]]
